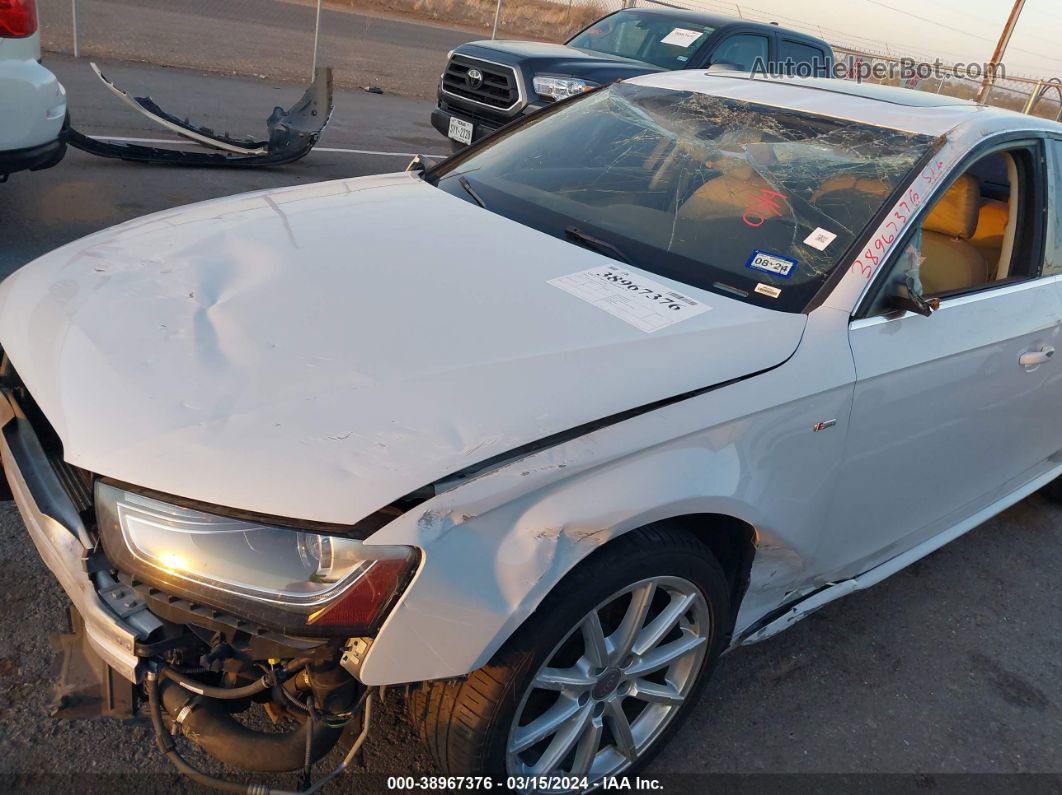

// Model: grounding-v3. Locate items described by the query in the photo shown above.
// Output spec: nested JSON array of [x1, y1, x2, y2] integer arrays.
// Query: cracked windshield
[[431, 82, 937, 312]]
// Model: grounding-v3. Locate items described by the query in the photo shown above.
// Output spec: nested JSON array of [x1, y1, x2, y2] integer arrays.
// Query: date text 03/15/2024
[[385, 776, 664, 790]]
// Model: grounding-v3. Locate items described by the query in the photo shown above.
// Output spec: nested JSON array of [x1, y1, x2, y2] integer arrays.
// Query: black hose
[[160, 660, 307, 701], [159, 677, 343, 772], [300, 696, 314, 791], [145, 670, 251, 795]]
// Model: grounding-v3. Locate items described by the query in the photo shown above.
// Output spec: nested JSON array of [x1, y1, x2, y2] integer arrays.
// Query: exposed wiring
[[301, 696, 315, 791]]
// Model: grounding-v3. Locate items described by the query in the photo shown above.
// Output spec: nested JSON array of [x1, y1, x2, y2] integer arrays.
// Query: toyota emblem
[[466, 68, 484, 90]]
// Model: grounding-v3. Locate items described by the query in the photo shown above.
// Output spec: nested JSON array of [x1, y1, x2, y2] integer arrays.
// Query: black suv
[[432, 7, 834, 148]]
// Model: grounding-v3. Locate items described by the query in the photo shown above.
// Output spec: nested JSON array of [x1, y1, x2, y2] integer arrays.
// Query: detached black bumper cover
[[68, 64, 333, 167]]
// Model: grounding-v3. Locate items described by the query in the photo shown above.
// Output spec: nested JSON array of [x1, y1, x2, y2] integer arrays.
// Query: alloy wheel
[[506, 575, 710, 784]]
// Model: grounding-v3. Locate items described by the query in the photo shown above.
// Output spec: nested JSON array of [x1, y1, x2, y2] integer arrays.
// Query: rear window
[[430, 83, 936, 313], [568, 10, 714, 69]]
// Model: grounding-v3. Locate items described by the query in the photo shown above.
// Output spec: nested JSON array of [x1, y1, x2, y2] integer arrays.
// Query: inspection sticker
[[746, 250, 798, 279], [549, 265, 710, 333], [660, 28, 704, 47], [803, 227, 838, 251]]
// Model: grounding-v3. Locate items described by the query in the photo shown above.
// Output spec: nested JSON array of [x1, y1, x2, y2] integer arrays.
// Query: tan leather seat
[[678, 163, 777, 221], [970, 198, 1008, 264], [919, 175, 988, 295], [811, 174, 892, 203]]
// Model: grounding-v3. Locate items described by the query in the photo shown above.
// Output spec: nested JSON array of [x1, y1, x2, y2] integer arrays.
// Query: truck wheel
[[409, 523, 729, 785]]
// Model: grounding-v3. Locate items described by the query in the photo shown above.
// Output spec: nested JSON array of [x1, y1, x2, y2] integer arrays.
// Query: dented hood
[[0, 173, 806, 524]]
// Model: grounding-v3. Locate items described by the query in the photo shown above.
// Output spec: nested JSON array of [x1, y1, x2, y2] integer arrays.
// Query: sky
[[671, 0, 1062, 78]]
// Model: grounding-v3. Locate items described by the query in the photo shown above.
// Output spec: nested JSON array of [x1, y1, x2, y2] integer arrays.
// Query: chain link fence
[[34, 0, 1059, 117]]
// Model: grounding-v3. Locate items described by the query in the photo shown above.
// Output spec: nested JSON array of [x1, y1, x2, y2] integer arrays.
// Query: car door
[[824, 139, 1062, 577]]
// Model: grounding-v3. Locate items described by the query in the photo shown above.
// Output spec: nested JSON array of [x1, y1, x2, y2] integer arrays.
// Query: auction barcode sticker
[[548, 265, 710, 333]]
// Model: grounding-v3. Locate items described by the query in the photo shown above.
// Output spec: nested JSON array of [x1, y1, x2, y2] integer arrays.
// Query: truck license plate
[[448, 117, 474, 145]]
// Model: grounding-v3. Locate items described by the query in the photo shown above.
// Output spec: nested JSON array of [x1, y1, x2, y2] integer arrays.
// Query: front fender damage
[[67, 63, 333, 167]]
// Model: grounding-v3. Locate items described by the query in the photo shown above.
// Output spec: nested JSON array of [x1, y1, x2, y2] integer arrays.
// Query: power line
[[860, 0, 999, 45], [860, 0, 1062, 66]]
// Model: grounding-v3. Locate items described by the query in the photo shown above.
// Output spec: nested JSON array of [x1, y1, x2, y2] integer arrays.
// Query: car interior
[[659, 136, 1043, 307], [858, 144, 1047, 317], [917, 151, 1019, 295]]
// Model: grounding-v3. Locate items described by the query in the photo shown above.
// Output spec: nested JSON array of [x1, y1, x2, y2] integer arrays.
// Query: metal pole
[[977, 0, 1026, 103], [311, 0, 322, 77], [71, 0, 79, 58], [1022, 80, 1042, 114], [492, 0, 502, 40]]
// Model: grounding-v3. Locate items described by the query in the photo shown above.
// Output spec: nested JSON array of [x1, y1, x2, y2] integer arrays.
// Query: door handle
[[1019, 345, 1056, 367]]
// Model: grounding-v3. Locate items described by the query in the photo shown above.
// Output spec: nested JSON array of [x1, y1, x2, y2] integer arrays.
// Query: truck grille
[[442, 55, 520, 111]]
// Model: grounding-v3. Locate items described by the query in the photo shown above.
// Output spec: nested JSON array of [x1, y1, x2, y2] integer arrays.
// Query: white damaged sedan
[[2, 71, 1062, 788]]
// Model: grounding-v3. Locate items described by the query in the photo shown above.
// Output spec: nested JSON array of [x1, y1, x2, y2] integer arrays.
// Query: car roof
[[613, 7, 830, 46], [627, 70, 1062, 138]]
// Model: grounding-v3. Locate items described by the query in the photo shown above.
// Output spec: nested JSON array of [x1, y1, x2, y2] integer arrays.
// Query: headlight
[[95, 482, 417, 636], [533, 75, 598, 101]]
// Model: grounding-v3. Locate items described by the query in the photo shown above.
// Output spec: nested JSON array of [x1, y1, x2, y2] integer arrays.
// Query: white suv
[[0, 0, 66, 181]]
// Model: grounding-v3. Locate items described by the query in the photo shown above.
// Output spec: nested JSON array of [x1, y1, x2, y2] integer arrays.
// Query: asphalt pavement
[[1, 52, 1061, 792]]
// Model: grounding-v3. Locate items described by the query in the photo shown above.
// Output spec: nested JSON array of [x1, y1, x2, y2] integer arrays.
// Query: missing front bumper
[[0, 388, 157, 683]]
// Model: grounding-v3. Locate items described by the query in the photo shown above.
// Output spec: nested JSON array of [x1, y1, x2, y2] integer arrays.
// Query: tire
[[409, 523, 730, 785]]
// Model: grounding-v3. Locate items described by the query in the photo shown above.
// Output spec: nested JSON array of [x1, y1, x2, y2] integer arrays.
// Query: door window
[[710, 34, 769, 72], [779, 40, 829, 76], [864, 143, 1044, 315]]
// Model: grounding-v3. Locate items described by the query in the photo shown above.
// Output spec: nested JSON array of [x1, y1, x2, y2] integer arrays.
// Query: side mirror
[[885, 271, 940, 317], [405, 154, 438, 174]]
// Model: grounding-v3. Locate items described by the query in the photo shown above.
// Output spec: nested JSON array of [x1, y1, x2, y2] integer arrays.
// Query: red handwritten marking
[[742, 189, 788, 228], [850, 156, 956, 280]]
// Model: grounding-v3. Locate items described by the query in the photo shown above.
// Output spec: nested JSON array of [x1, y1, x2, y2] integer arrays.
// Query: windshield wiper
[[459, 176, 487, 209], [564, 226, 631, 264]]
